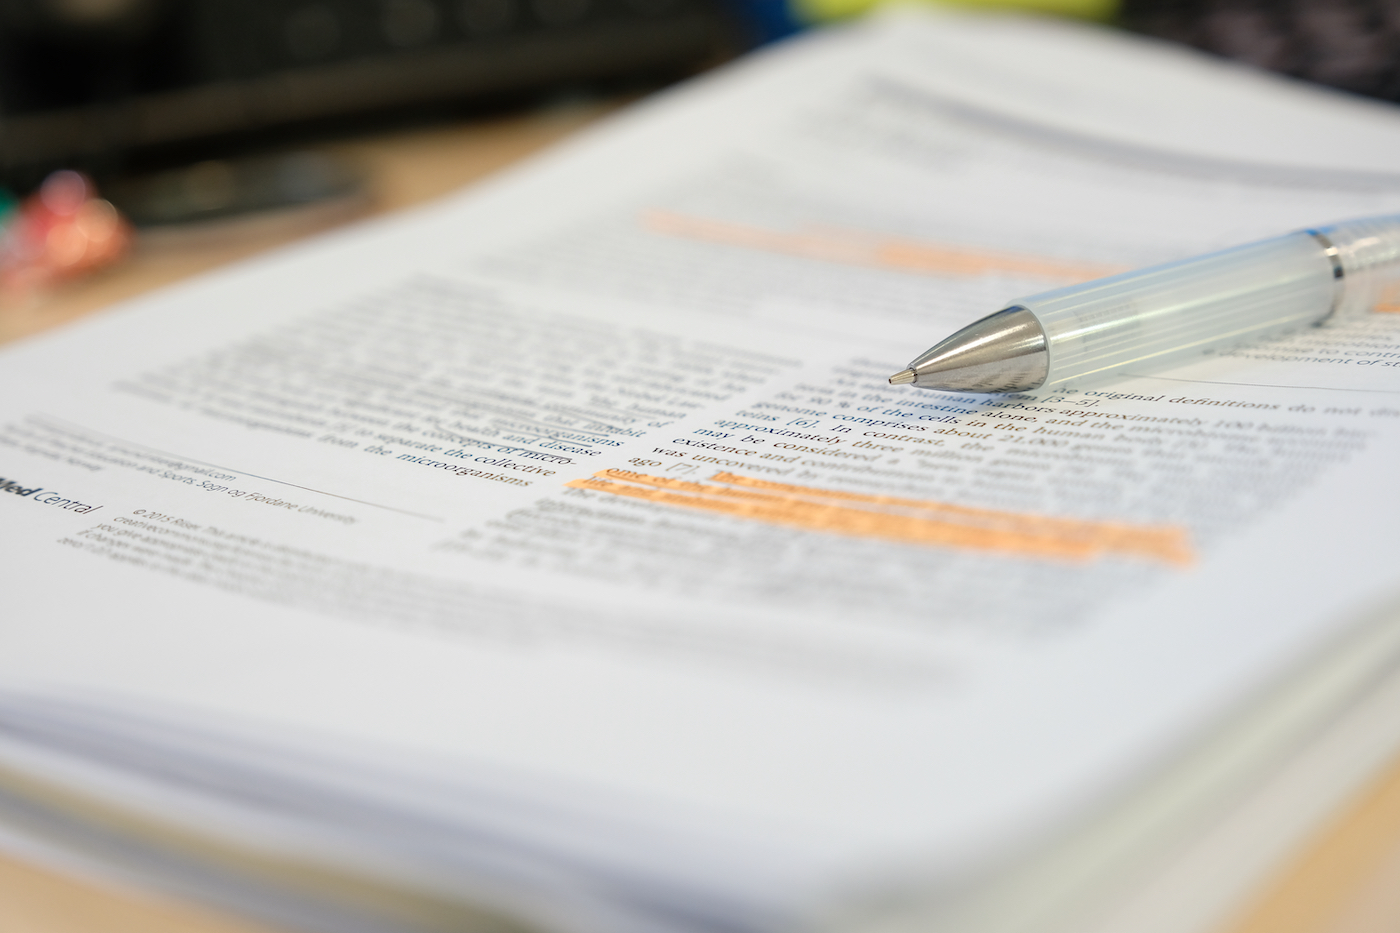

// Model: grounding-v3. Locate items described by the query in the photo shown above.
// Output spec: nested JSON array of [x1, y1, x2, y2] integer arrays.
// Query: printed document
[[3, 10, 1400, 933]]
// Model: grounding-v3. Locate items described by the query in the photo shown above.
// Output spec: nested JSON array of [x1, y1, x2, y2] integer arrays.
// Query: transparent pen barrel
[[1319, 214, 1400, 317], [1014, 231, 1336, 388]]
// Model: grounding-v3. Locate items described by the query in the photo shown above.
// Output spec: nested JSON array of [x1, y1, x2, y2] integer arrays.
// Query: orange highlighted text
[[566, 469, 1193, 566], [642, 210, 1125, 283]]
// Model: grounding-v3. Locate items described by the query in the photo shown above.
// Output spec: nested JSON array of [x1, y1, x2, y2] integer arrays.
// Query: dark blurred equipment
[[106, 150, 365, 227], [0, 0, 735, 187], [1123, 0, 1400, 104]]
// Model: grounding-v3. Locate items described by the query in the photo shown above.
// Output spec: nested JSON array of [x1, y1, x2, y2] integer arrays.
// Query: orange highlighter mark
[[1375, 281, 1400, 313], [566, 470, 1194, 566], [642, 210, 1125, 283]]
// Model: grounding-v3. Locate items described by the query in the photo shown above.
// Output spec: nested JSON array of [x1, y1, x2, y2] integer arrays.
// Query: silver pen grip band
[[1010, 215, 1400, 388]]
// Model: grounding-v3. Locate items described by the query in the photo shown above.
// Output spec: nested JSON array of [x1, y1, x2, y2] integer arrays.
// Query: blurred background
[[2, 0, 1398, 315]]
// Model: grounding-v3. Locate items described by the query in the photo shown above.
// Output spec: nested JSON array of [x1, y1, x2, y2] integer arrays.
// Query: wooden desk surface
[[2, 101, 1400, 933]]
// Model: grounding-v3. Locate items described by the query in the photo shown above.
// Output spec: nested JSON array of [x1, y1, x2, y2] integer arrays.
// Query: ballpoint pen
[[889, 215, 1400, 393]]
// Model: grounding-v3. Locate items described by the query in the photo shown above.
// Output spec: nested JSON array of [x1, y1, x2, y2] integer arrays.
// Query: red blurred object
[[0, 170, 133, 298]]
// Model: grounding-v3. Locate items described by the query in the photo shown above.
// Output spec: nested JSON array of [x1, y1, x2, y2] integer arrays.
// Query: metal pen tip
[[888, 368, 916, 386]]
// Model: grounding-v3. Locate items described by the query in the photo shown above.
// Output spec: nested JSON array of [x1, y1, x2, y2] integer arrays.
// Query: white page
[[4, 9, 1400, 929]]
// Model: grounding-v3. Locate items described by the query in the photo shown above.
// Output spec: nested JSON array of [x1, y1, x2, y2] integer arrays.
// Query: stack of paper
[[4, 9, 1400, 933]]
